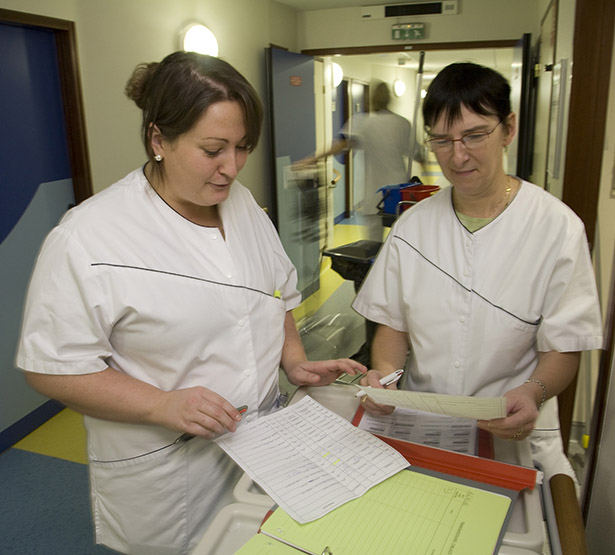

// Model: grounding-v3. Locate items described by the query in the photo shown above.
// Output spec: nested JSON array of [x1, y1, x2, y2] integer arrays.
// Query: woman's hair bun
[[125, 62, 159, 110]]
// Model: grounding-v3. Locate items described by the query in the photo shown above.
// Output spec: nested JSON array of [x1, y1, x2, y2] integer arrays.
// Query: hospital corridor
[[1, 1, 615, 555]]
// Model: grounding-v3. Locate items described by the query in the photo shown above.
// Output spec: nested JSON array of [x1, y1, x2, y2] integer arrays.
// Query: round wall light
[[393, 79, 406, 97], [180, 23, 219, 56], [331, 62, 344, 88]]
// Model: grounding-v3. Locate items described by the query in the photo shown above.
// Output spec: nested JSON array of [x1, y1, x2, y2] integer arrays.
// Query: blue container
[[377, 183, 412, 214]]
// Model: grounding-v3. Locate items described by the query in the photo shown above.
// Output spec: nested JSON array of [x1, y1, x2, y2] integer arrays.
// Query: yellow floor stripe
[[14, 407, 88, 464]]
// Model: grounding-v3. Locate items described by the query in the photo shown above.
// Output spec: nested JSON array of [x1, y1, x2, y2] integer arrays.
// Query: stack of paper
[[215, 395, 409, 523], [236, 469, 511, 555]]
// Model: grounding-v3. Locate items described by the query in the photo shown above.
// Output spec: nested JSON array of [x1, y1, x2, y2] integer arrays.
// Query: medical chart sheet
[[353, 387, 507, 419], [237, 469, 511, 555], [214, 395, 408, 523], [356, 406, 478, 454]]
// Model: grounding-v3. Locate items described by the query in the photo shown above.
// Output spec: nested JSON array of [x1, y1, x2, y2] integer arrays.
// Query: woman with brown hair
[[16, 51, 364, 554]]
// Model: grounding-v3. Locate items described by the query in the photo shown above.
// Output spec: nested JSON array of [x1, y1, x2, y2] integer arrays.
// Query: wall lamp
[[180, 23, 219, 56], [331, 62, 344, 87]]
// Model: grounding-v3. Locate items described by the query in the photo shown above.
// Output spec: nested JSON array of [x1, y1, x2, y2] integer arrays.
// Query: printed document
[[357, 407, 478, 454], [236, 469, 511, 555], [215, 395, 408, 523], [354, 387, 507, 419]]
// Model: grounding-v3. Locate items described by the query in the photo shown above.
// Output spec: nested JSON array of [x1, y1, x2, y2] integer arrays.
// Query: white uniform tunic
[[353, 181, 603, 478], [16, 168, 301, 554]]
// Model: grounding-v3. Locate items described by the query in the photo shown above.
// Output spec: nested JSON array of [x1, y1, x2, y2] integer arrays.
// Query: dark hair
[[422, 62, 511, 129], [125, 51, 263, 172], [371, 82, 391, 112]]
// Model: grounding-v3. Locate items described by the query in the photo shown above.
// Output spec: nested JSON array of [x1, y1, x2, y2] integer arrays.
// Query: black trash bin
[[322, 239, 382, 292], [322, 239, 383, 366]]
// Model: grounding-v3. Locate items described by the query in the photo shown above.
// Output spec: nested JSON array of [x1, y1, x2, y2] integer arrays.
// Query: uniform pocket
[[90, 440, 191, 555]]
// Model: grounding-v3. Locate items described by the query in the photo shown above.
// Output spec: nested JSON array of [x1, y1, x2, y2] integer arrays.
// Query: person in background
[[16, 51, 365, 555], [353, 62, 603, 483], [297, 81, 422, 239]]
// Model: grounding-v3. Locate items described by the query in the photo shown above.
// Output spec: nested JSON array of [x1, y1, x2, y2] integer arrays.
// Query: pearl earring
[[154, 154, 163, 162]]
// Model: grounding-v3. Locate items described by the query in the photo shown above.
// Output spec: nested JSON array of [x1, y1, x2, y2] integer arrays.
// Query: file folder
[[352, 405, 539, 492], [236, 468, 513, 555]]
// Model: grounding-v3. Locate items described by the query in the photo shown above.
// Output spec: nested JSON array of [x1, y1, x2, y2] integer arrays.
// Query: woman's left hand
[[284, 359, 367, 387], [477, 384, 540, 441]]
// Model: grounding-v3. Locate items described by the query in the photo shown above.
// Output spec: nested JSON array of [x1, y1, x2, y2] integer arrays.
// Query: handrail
[[330, 168, 341, 186], [550, 474, 588, 555]]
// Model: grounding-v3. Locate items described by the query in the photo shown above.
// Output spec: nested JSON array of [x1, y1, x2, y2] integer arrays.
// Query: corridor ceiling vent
[[180, 23, 219, 56]]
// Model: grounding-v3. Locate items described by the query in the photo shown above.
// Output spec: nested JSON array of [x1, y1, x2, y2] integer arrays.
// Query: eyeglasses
[[426, 121, 503, 153]]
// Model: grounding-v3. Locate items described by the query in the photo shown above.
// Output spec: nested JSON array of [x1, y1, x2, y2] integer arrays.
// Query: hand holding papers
[[353, 386, 507, 420], [355, 368, 404, 398], [214, 396, 408, 523]]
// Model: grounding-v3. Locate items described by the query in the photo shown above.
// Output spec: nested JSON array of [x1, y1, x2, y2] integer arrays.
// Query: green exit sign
[[392, 23, 425, 40]]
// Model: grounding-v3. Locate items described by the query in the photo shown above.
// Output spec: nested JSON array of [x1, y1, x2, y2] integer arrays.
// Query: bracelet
[[525, 378, 547, 410]]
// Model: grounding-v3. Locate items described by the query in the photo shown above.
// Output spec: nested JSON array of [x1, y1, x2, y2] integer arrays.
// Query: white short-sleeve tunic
[[16, 168, 301, 554], [353, 181, 603, 477]]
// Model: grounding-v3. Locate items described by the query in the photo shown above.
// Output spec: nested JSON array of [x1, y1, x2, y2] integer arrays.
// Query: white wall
[[546, 0, 576, 200], [297, 0, 546, 51], [334, 57, 417, 121], [0, 0, 299, 208]]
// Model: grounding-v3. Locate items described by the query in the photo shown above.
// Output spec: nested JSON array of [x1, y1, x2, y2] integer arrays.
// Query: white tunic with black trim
[[16, 168, 300, 554], [353, 181, 602, 478]]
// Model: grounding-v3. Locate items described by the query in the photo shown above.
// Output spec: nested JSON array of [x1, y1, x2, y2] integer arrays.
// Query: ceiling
[[342, 48, 515, 80], [277, 0, 387, 10], [275, 1, 515, 78]]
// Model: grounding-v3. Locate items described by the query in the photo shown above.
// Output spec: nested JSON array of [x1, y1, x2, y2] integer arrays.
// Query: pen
[[355, 369, 404, 398]]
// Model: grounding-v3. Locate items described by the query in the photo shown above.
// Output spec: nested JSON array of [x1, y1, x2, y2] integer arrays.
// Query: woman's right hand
[[155, 386, 244, 439], [358, 370, 396, 416]]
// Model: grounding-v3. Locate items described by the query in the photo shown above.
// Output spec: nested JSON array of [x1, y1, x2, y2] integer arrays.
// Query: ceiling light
[[180, 23, 219, 56]]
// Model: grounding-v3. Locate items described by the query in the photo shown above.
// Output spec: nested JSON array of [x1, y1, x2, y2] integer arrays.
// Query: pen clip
[[321, 547, 333, 555]]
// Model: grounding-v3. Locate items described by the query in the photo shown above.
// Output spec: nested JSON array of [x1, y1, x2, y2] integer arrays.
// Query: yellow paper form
[[354, 388, 507, 420], [236, 533, 301, 554], [238, 470, 510, 555]]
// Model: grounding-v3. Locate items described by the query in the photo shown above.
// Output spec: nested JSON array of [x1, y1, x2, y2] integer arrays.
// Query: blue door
[[0, 22, 75, 449], [267, 47, 320, 298]]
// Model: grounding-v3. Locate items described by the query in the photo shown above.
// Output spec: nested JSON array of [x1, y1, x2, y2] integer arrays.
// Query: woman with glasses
[[352, 62, 602, 482]]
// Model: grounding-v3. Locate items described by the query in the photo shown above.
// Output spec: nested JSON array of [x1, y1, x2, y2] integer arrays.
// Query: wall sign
[[392, 23, 425, 40]]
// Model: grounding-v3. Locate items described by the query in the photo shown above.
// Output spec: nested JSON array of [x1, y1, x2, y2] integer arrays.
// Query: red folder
[[352, 406, 538, 492]]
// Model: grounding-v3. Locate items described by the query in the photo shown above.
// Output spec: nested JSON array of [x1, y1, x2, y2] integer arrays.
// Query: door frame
[[0, 8, 92, 203]]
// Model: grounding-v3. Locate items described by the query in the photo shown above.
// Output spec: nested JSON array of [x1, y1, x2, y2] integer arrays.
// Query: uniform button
[[238, 319, 245, 327], [246, 414, 255, 422], [453, 361, 461, 368], [211, 234, 218, 240], [227, 273, 233, 279], [459, 316, 466, 323], [465, 240, 471, 247], [463, 270, 470, 277], [243, 369, 251, 376]]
